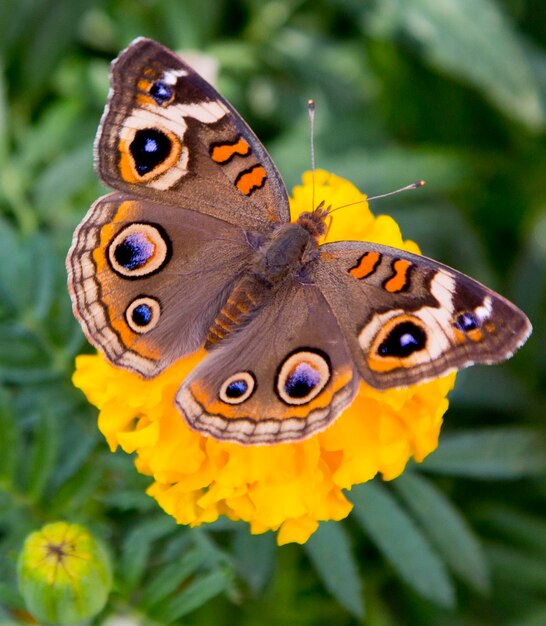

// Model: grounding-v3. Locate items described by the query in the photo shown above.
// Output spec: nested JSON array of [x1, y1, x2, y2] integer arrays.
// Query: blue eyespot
[[131, 303, 152, 326], [114, 233, 154, 270], [219, 372, 256, 405], [125, 297, 161, 334], [284, 363, 321, 399], [378, 321, 427, 358], [277, 350, 331, 406], [455, 312, 480, 332], [149, 80, 173, 104], [225, 380, 248, 399], [109, 223, 171, 278], [129, 128, 172, 175]]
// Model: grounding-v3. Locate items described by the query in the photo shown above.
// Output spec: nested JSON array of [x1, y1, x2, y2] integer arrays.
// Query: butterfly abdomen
[[205, 274, 270, 348]]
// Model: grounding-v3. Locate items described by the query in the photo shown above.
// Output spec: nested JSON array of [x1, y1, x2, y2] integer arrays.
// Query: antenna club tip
[[417, 179, 426, 188], [307, 99, 315, 110]]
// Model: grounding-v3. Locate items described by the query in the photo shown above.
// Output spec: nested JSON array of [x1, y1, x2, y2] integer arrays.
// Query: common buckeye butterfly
[[67, 39, 532, 445]]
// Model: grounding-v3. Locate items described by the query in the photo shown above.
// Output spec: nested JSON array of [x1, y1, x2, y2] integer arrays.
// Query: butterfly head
[[296, 201, 329, 241]]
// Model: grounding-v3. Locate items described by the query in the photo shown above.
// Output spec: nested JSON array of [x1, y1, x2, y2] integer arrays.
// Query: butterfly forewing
[[96, 38, 290, 232], [312, 241, 532, 389]]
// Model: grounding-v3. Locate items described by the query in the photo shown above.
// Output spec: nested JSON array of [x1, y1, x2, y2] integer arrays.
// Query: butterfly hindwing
[[175, 278, 359, 444], [96, 38, 290, 232], [312, 241, 532, 389], [67, 192, 256, 377]]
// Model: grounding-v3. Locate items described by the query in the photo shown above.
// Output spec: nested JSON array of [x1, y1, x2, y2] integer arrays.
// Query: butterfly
[[67, 38, 532, 445]]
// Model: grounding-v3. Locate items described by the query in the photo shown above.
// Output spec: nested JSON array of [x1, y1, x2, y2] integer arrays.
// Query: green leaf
[[393, 472, 490, 593], [27, 234, 56, 322], [34, 144, 94, 218], [154, 568, 230, 623], [25, 411, 59, 501], [233, 528, 276, 594], [350, 482, 454, 607], [0, 581, 25, 611], [451, 366, 532, 412], [50, 425, 97, 490], [366, 0, 545, 129], [49, 462, 102, 516], [508, 605, 546, 626], [17, 100, 83, 170], [421, 428, 546, 478], [0, 390, 18, 483], [0, 221, 24, 313], [511, 207, 546, 321], [120, 517, 178, 590], [141, 547, 208, 609], [477, 506, 546, 558], [487, 543, 546, 593], [304, 521, 364, 618], [0, 61, 8, 167], [0, 324, 48, 368], [19, 0, 95, 98], [99, 489, 156, 513]]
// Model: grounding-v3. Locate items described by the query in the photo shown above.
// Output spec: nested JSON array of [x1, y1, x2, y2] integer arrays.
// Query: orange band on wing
[[453, 326, 485, 344], [453, 327, 466, 345], [467, 328, 484, 342], [92, 201, 160, 361], [211, 138, 250, 163], [235, 165, 267, 196], [383, 259, 412, 293], [135, 79, 157, 107], [349, 251, 382, 279]]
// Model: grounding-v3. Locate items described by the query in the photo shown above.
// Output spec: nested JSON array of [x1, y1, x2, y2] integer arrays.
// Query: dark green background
[[1, 1, 545, 624]]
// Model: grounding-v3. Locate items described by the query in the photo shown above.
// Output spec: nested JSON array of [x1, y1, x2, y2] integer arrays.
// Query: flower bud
[[17, 521, 112, 625]]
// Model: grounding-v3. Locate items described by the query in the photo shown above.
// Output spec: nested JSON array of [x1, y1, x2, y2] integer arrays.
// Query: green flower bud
[[17, 521, 112, 625]]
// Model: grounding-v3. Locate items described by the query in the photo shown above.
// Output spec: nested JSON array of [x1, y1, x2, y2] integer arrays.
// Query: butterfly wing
[[96, 38, 290, 232], [67, 193, 256, 377], [312, 241, 532, 389], [175, 278, 360, 444]]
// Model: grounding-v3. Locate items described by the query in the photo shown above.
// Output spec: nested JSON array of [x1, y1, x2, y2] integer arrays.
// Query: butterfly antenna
[[308, 99, 316, 212], [367, 180, 426, 202], [327, 180, 426, 215]]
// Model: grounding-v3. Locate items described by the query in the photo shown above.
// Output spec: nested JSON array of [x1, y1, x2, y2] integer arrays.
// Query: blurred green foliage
[[1, 0, 545, 624]]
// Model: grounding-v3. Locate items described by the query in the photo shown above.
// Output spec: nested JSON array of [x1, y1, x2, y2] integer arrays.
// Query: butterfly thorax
[[205, 213, 326, 349], [257, 222, 312, 283], [255, 209, 328, 283]]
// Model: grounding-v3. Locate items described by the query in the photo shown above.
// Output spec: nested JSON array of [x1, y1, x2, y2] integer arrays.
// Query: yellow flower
[[73, 170, 455, 545]]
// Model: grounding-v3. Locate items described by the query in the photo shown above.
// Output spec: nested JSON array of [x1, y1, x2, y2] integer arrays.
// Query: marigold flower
[[73, 170, 455, 545]]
